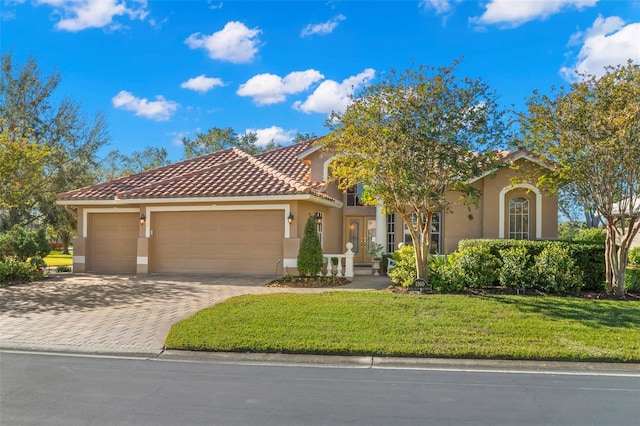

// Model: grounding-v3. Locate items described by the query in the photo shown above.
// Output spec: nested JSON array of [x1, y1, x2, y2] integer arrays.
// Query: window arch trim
[[499, 184, 542, 239]]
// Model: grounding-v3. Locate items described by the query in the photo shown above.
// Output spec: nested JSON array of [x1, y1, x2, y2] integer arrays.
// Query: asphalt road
[[1, 351, 639, 426]]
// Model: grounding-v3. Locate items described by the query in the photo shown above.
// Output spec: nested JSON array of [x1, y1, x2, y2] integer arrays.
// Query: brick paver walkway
[[0, 274, 390, 355]]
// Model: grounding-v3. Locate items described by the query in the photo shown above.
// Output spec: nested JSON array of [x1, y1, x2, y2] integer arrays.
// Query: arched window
[[509, 197, 529, 240]]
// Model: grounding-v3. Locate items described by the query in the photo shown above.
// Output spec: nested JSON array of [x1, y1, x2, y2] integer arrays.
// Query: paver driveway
[[0, 274, 389, 355]]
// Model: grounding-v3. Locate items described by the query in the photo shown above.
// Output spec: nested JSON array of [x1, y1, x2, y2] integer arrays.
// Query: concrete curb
[[3, 345, 639, 376], [0, 342, 162, 359]]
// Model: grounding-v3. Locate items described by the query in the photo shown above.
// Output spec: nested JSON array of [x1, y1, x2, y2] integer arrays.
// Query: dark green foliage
[[572, 227, 607, 244], [459, 239, 605, 291], [499, 246, 532, 289], [629, 247, 640, 266], [625, 267, 640, 293], [0, 225, 51, 261], [0, 257, 41, 285], [297, 215, 323, 277], [534, 244, 584, 294], [449, 245, 501, 289]]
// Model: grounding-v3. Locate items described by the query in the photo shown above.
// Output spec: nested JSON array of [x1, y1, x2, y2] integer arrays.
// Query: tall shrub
[[297, 215, 323, 277], [0, 225, 50, 261], [499, 245, 531, 289], [534, 244, 583, 294], [449, 245, 501, 289]]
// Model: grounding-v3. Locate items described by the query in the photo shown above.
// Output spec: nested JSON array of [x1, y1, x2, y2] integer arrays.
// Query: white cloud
[[185, 21, 261, 63], [301, 14, 346, 37], [293, 68, 376, 114], [180, 74, 224, 93], [471, 0, 598, 28], [561, 16, 640, 80], [237, 70, 324, 105], [245, 126, 295, 147], [112, 90, 179, 121], [419, 0, 460, 15], [35, 0, 148, 32]]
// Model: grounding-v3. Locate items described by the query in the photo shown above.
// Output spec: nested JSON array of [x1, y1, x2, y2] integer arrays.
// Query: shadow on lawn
[[484, 295, 639, 329]]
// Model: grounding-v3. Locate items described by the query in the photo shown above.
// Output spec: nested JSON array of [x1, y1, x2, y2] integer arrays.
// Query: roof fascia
[[466, 153, 552, 184], [297, 144, 323, 160]]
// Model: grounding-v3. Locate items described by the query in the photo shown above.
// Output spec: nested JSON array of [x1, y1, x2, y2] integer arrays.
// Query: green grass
[[166, 292, 640, 362], [43, 251, 72, 267]]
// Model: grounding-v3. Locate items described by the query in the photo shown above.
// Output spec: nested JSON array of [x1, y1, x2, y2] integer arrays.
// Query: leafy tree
[[181, 126, 284, 159], [297, 215, 323, 277], [321, 60, 508, 283], [0, 225, 50, 261], [0, 122, 51, 215], [0, 52, 108, 231], [520, 60, 640, 297], [100, 146, 170, 181], [293, 132, 317, 143]]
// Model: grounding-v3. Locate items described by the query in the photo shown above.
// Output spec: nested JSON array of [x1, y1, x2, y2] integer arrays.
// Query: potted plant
[[369, 243, 384, 276]]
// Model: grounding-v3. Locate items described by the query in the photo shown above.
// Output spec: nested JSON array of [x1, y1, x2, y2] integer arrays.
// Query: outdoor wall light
[[287, 212, 294, 224], [139, 213, 146, 225], [315, 212, 323, 224]]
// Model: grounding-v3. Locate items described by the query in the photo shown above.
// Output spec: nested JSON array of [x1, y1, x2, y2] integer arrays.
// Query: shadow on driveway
[[0, 274, 274, 318]]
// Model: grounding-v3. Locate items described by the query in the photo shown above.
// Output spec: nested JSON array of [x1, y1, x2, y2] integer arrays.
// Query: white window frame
[[509, 196, 530, 240]]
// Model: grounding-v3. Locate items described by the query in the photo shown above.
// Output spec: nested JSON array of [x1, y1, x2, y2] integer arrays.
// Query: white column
[[375, 202, 386, 253]]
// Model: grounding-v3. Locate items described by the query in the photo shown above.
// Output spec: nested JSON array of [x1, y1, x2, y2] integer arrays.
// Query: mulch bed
[[266, 276, 351, 288]]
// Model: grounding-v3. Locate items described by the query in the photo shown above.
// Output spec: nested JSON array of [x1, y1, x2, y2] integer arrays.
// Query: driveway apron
[[0, 274, 390, 355]]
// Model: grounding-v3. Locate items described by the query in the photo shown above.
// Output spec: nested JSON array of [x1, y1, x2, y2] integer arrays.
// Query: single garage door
[[151, 210, 284, 275], [88, 213, 138, 273]]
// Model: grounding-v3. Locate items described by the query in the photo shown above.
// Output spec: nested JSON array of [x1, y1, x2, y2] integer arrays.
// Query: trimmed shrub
[[297, 215, 323, 277], [572, 227, 607, 244], [499, 245, 532, 289], [534, 244, 583, 294], [429, 254, 459, 292], [629, 247, 640, 266], [459, 239, 605, 292], [0, 226, 51, 261], [448, 245, 501, 289], [625, 267, 640, 293], [388, 245, 417, 287]]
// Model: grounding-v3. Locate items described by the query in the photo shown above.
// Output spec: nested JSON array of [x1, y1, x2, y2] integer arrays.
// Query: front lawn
[[43, 251, 72, 267], [165, 292, 640, 362]]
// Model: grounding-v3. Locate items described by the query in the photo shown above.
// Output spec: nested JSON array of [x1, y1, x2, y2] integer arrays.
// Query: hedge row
[[458, 239, 605, 291]]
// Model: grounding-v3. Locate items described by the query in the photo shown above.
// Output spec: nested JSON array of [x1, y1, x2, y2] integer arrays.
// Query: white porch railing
[[320, 242, 355, 278]]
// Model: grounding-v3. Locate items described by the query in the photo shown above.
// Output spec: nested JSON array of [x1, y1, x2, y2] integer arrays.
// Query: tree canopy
[[0, 52, 109, 232], [520, 60, 640, 296], [181, 127, 280, 159], [100, 146, 171, 181], [321, 60, 508, 282]]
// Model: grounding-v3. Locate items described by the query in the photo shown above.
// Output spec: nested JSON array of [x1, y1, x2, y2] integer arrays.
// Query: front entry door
[[345, 216, 377, 263]]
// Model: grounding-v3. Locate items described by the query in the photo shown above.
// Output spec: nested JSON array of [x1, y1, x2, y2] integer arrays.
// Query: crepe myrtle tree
[[321, 60, 508, 284], [520, 60, 640, 297]]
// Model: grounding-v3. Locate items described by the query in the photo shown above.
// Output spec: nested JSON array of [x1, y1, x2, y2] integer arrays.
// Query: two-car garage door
[[151, 210, 284, 275]]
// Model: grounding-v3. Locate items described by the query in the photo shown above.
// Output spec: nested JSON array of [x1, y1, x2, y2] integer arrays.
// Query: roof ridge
[[232, 148, 313, 194], [115, 149, 248, 199]]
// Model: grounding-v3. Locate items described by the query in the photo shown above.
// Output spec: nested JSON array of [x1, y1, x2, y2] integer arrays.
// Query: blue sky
[[2, 0, 639, 161]]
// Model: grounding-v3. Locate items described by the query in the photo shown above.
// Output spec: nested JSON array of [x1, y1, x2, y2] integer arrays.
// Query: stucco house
[[57, 138, 558, 276]]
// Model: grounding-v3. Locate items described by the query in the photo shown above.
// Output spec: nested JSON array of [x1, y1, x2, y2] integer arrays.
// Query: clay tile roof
[[57, 139, 337, 203]]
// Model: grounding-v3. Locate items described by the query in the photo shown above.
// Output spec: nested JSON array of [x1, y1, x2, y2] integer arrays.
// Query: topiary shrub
[[629, 247, 640, 266], [296, 215, 323, 277], [572, 227, 606, 244], [448, 245, 501, 289], [388, 244, 417, 287], [0, 226, 51, 261], [534, 244, 583, 294], [499, 245, 532, 290]]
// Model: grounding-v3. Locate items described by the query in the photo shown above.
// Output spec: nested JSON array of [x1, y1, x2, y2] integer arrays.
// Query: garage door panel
[[152, 210, 283, 274], [89, 213, 138, 274]]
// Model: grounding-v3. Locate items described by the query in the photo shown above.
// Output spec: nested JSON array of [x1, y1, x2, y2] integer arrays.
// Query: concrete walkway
[[0, 273, 391, 356]]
